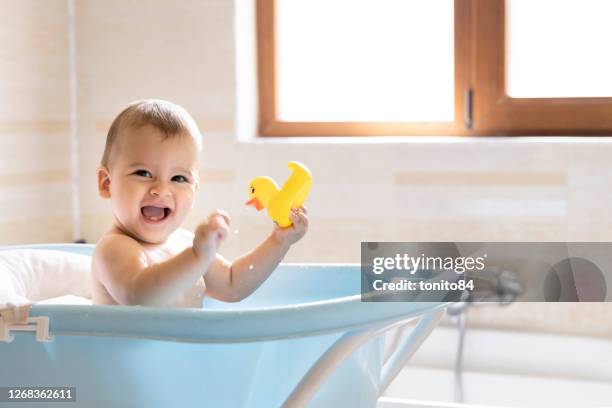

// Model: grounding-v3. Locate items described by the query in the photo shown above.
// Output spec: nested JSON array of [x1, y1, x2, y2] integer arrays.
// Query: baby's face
[[102, 125, 199, 244]]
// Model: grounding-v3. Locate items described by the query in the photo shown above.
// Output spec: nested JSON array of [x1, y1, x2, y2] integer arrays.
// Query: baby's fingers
[[290, 209, 308, 229], [213, 225, 229, 242], [292, 206, 307, 216], [210, 209, 232, 227], [209, 217, 230, 242], [299, 213, 309, 230]]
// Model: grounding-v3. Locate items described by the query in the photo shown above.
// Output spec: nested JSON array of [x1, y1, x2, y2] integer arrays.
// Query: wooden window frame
[[257, 0, 612, 137]]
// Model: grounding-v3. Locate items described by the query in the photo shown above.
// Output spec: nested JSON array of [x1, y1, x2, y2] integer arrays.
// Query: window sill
[[237, 135, 612, 145]]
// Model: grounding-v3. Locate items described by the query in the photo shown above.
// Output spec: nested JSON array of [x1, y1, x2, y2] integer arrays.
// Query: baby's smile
[[141, 205, 173, 224]]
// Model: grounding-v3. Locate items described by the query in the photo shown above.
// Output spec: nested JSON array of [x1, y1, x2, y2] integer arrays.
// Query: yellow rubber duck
[[245, 161, 312, 228]]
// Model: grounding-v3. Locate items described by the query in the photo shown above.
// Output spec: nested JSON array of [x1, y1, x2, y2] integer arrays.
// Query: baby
[[91, 99, 308, 307]]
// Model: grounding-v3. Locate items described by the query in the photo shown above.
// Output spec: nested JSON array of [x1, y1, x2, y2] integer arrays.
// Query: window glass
[[507, 0, 612, 98], [275, 0, 455, 122]]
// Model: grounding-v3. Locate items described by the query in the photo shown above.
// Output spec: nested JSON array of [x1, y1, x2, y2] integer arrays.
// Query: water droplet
[[249, 264, 254, 270]]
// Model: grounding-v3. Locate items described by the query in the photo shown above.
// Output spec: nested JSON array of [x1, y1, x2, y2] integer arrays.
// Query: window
[[257, 0, 612, 136]]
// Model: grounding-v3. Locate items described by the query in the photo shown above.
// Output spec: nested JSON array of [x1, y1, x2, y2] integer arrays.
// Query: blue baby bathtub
[[0, 244, 447, 408]]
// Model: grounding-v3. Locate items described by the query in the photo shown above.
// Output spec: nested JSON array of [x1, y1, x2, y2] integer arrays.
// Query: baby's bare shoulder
[[95, 232, 144, 256], [93, 233, 147, 276], [92, 232, 151, 305]]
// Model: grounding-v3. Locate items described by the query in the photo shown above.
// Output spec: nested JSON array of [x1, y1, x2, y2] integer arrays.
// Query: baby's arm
[[204, 207, 308, 302], [94, 214, 228, 306]]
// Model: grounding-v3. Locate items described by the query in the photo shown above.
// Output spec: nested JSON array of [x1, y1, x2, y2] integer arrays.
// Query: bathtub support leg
[[378, 309, 444, 394], [281, 309, 444, 408]]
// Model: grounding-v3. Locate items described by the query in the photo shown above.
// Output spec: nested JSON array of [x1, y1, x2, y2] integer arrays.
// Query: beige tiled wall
[[2, 1, 612, 337], [0, 0, 72, 243]]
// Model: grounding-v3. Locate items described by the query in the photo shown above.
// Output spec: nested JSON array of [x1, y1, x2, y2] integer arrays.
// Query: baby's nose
[[149, 181, 171, 197]]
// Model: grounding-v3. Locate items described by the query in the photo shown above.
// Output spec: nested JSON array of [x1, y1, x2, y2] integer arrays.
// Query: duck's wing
[[278, 161, 313, 207], [292, 177, 312, 207]]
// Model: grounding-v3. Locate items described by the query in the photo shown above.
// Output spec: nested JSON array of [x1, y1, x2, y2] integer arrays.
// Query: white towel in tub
[[0, 249, 92, 308]]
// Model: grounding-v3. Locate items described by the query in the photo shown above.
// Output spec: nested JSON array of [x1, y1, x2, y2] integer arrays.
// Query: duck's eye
[[134, 170, 151, 177], [172, 175, 189, 183], [251, 187, 255, 194]]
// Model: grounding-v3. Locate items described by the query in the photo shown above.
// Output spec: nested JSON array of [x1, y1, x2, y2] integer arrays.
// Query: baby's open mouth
[[141, 206, 171, 223]]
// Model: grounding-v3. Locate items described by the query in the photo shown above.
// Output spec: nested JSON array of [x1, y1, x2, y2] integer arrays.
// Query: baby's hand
[[273, 206, 309, 246], [193, 210, 231, 259]]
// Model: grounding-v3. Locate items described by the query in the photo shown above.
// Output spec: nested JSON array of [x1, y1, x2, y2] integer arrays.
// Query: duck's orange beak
[[246, 197, 264, 211]]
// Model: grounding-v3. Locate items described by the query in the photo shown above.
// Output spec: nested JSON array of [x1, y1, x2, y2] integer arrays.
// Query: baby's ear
[[97, 166, 111, 198]]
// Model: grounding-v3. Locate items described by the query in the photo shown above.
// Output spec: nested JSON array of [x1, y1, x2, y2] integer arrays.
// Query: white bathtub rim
[[407, 324, 612, 384]]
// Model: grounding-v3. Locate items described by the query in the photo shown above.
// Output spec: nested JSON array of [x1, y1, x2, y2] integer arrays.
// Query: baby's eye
[[134, 170, 152, 178], [172, 175, 189, 183]]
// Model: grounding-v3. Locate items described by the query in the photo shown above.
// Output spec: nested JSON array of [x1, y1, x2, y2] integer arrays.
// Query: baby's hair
[[100, 99, 203, 167]]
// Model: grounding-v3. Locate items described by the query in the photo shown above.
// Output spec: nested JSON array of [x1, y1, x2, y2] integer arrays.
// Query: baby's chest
[[142, 236, 206, 308], [142, 247, 181, 266], [142, 234, 192, 265]]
